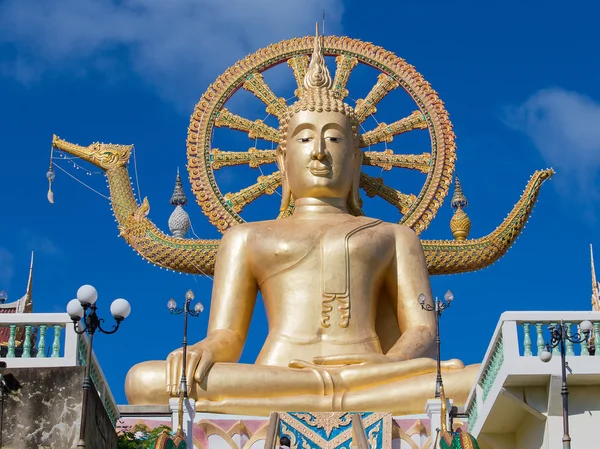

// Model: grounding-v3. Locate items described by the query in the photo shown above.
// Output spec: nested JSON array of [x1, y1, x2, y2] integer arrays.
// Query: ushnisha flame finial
[[303, 22, 332, 91]]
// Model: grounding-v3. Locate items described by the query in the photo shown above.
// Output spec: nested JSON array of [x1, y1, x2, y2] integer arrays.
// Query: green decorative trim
[[480, 336, 504, 402], [467, 395, 478, 434], [76, 337, 119, 427]]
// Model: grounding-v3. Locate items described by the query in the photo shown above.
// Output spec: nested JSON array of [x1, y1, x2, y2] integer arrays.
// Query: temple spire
[[19, 252, 34, 313], [170, 168, 188, 207], [168, 169, 191, 238], [450, 175, 471, 241]]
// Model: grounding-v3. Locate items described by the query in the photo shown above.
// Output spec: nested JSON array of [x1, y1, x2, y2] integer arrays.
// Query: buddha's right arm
[[201, 224, 258, 362]]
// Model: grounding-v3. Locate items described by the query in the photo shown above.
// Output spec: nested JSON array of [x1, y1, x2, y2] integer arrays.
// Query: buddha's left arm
[[385, 226, 436, 360]]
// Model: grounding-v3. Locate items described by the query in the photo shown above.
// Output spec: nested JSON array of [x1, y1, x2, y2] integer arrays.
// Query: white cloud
[[0, 0, 344, 108], [0, 248, 14, 288], [504, 88, 600, 198], [20, 229, 59, 256]]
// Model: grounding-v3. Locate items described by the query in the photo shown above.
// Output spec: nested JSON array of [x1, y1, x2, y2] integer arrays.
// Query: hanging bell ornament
[[47, 167, 55, 204]]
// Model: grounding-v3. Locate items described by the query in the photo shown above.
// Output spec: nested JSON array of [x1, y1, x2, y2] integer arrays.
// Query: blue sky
[[1, 0, 600, 405]]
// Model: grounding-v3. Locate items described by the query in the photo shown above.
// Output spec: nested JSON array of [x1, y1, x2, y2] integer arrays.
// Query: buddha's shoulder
[[375, 220, 421, 245], [221, 219, 279, 240]]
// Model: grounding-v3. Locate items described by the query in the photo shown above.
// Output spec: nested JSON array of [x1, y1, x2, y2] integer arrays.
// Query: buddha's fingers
[[194, 349, 214, 384], [166, 351, 181, 395], [185, 351, 203, 395], [289, 359, 327, 369]]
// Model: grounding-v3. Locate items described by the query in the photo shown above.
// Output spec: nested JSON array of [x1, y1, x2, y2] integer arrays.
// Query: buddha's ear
[[348, 150, 364, 215], [276, 146, 292, 212]]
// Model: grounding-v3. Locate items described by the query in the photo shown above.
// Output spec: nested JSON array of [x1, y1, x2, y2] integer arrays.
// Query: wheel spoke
[[224, 172, 281, 213], [354, 74, 400, 123], [360, 111, 427, 147], [215, 108, 279, 142], [287, 55, 310, 99], [332, 55, 358, 100], [243, 73, 288, 119], [211, 148, 277, 170], [362, 150, 430, 173], [360, 173, 416, 215]]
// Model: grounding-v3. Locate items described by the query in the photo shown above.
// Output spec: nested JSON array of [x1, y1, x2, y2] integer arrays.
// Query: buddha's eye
[[325, 136, 343, 143], [296, 136, 313, 143]]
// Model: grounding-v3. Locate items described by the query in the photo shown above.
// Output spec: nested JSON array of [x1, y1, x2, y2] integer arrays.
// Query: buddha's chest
[[248, 218, 394, 286]]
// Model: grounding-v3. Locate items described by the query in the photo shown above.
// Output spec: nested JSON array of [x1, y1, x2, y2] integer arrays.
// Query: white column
[[169, 398, 196, 447], [426, 398, 453, 448]]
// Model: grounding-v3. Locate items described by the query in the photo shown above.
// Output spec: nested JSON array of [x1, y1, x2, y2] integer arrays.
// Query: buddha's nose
[[310, 139, 327, 161]]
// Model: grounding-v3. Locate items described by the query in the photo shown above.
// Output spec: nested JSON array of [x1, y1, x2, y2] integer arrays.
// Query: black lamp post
[[66, 285, 131, 449], [419, 290, 454, 398], [539, 320, 593, 449], [168, 289, 203, 436]]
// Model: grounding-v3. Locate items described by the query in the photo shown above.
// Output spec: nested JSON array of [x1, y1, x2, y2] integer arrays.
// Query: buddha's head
[[276, 27, 362, 214]]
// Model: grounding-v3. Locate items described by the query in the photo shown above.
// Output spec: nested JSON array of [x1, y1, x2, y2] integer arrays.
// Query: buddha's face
[[282, 110, 358, 201]]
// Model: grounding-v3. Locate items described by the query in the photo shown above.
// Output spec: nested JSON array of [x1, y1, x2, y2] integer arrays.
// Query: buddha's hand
[[310, 353, 405, 366], [166, 342, 214, 396]]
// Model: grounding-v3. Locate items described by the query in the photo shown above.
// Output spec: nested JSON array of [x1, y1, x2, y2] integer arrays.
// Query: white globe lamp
[[580, 320, 593, 336], [110, 298, 131, 321], [67, 298, 85, 321], [77, 285, 98, 306], [539, 346, 553, 363]]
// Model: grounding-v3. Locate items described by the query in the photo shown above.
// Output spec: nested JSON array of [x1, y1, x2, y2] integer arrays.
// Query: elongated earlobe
[[276, 147, 292, 212], [348, 151, 363, 215]]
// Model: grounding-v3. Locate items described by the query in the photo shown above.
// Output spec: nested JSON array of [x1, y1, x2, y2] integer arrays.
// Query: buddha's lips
[[309, 164, 331, 176]]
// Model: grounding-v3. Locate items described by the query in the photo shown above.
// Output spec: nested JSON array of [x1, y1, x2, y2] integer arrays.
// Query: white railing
[[464, 311, 600, 435], [0, 312, 119, 426], [0, 313, 78, 367]]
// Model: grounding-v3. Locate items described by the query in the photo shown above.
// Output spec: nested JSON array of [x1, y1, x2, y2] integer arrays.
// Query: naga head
[[276, 25, 362, 215], [52, 135, 132, 171]]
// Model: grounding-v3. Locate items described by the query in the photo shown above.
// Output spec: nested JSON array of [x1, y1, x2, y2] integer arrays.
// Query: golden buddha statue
[[50, 27, 553, 416], [123, 31, 479, 416]]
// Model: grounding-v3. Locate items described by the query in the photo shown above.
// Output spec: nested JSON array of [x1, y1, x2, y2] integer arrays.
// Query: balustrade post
[[52, 324, 62, 358], [7, 324, 16, 358], [580, 322, 590, 356], [594, 322, 600, 356], [38, 325, 47, 358], [536, 322, 544, 356], [523, 322, 532, 356], [565, 322, 574, 356], [550, 323, 560, 356], [23, 324, 32, 358]]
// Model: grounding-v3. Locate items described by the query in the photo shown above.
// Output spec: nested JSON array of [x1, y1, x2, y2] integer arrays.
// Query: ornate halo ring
[[187, 35, 456, 235]]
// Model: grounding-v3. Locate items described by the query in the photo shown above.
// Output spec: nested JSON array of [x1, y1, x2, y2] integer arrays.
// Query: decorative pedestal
[[118, 407, 469, 448]]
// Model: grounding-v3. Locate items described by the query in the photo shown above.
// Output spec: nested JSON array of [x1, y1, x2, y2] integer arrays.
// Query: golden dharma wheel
[[187, 35, 456, 235]]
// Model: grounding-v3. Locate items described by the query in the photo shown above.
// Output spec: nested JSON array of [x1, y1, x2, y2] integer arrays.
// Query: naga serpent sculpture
[[51, 35, 553, 276]]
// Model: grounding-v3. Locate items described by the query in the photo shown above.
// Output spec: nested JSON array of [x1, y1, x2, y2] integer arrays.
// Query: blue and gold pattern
[[279, 412, 391, 449]]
